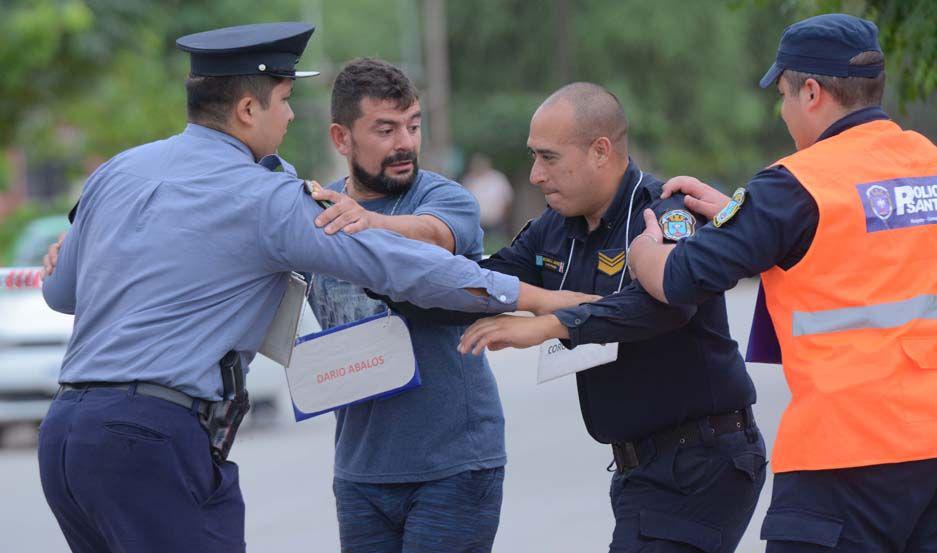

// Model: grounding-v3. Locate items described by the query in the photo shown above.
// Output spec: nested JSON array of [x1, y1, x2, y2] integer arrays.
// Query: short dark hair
[[542, 82, 629, 156], [782, 51, 886, 109], [331, 58, 418, 127], [185, 74, 287, 129]]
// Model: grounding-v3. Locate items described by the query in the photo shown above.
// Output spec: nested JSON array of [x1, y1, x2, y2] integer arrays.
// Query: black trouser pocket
[[761, 508, 843, 548], [732, 451, 767, 482], [104, 421, 168, 442], [638, 509, 723, 552]]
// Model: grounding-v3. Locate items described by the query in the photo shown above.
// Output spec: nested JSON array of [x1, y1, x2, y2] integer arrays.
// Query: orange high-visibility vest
[[762, 119, 937, 473]]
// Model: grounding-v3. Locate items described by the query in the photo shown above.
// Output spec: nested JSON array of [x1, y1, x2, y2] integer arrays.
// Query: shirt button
[[498, 295, 507, 302]]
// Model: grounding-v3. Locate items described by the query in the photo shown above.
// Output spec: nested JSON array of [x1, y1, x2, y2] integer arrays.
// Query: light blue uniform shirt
[[42, 124, 519, 400], [309, 171, 506, 483]]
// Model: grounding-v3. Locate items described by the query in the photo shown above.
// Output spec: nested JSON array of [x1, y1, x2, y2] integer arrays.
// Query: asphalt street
[[1, 278, 788, 552]]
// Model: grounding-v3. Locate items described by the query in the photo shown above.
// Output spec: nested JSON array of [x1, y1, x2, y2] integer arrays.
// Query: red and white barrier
[[0, 267, 43, 289]]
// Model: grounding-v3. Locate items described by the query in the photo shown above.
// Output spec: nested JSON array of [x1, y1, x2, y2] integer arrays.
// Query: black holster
[[200, 350, 250, 462]]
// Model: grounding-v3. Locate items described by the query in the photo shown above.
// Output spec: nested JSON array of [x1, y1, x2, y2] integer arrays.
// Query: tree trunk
[[421, 0, 452, 173]]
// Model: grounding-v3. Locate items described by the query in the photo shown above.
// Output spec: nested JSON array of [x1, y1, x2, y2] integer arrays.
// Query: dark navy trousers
[[762, 458, 937, 552], [38, 386, 245, 553], [609, 428, 767, 552]]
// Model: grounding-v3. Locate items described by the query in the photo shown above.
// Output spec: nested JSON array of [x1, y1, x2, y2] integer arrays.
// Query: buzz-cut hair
[[331, 58, 419, 127], [541, 82, 629, 155], [782, 51, 886, 109]]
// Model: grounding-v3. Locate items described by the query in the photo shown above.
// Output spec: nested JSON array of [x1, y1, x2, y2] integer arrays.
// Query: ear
[[802, 78, 823, 111], [329, 123, 353, 156], [591, 136, 612, 166], [233, 95, 255, 127]]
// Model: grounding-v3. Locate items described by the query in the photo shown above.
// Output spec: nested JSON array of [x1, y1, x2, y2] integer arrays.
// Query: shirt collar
[[183, 123, 256, 161], [564, 158, 646, 240], [817, 106, 890, 142], [258, 153, 299, 176]]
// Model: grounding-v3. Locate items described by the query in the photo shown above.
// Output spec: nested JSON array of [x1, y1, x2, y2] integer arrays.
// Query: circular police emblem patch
[[865, 184, 893, 221], [659, 209, 696, 241]]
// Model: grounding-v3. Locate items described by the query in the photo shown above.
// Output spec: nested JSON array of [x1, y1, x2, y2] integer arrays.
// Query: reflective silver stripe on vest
[[792, 294, 937, 336]]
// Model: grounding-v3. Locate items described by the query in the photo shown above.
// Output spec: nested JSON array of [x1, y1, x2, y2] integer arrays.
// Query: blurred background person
[[461, 153, 514, 251]]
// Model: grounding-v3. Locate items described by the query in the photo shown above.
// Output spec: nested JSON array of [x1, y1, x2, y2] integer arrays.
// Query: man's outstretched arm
[[262, 179, 590, 315]]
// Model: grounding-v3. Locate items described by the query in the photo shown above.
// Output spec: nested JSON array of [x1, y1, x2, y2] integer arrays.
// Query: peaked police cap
[[176, 22, 319, 79]]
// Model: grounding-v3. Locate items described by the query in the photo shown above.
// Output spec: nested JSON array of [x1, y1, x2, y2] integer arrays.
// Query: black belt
[[58, 381, 211, 418], [610, 408, 753, 473]]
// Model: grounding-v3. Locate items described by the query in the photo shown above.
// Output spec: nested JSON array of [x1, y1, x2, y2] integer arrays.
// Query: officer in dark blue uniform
[[397, 83, 767, 552]]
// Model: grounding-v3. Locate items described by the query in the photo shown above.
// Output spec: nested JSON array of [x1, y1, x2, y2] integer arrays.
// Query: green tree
[[447, 0, 792, 189]]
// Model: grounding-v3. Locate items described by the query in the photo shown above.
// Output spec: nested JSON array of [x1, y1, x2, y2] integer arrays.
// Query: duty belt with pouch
[[610, 408, 753, 474], [200, 350, 250, 463]]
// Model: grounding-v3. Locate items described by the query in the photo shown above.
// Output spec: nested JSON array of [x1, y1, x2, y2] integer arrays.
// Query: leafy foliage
[[0, 0, 933, 213], [799, 0, 937, 105]]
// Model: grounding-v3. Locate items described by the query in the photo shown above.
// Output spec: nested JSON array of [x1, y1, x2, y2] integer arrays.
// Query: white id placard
[[259, 272, 308, 367], [286, 311, 420, 420], [537, 339, 618, 383]]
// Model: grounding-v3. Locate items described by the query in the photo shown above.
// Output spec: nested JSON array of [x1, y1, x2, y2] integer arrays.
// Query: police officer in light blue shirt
[[36, 22, 571, 553]]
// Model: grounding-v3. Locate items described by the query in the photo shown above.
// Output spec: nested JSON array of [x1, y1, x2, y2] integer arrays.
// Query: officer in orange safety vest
[[627, 13, 937, 553]]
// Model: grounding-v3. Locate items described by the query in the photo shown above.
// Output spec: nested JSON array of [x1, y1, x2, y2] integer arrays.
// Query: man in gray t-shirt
[[308, 59, 506, 552]]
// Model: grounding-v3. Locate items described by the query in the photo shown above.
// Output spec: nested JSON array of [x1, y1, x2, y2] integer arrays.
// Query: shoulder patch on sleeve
[[304, 180, 335, 208], [713, 187, 746, 228], [510, 219, 534, 246], [659, 209, 697, 241]]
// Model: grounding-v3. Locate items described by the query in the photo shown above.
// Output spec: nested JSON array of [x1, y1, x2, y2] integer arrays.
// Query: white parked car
[[0, 288, 72, 440]]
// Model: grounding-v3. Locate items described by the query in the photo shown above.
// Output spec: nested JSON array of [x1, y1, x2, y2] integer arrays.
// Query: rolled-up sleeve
[[411, 179, 482, 257], [259, 180, 519, 313], [554, 281, 696, 347]]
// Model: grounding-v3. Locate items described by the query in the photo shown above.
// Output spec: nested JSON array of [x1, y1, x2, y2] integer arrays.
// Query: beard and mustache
[[351, 149, 419, 196]]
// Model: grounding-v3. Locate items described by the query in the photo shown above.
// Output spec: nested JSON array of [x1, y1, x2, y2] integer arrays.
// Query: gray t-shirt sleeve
[[411, 179, 483, 257], [257, 178, 519, 313]]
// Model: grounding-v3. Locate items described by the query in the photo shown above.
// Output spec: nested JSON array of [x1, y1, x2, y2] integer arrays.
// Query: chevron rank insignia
[[713, 187, 746, 228], [597, 249, 625, 276]]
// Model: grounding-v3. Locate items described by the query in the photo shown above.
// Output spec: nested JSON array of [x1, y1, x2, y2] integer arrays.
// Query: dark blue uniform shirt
[[664, 107, 890, 306], [387, 161, 756, 444], [484, 162, 755, 443]]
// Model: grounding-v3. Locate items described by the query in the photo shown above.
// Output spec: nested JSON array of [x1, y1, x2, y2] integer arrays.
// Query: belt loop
[[643, 436, 659, 463], [698, 417, 716, 447], [128, 381, 139, 398], [191, 398, 202, 417], [743, 406, 758, 443]]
